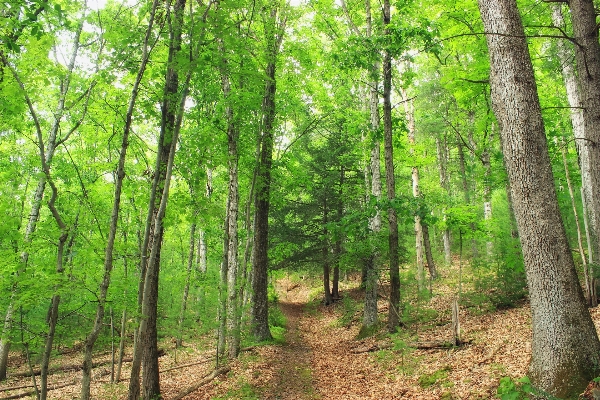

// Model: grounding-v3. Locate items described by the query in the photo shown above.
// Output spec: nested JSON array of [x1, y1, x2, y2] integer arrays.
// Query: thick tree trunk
[[478, 0, 600, 396], [382, 0, 400, 332]]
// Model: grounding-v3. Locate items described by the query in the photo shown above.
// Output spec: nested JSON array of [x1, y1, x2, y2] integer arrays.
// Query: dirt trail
[[260, 300, 317, 400], [261, 281, 400, 400]]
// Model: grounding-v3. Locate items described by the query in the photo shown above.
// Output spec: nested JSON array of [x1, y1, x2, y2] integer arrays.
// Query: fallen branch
[[161, 357, 215, 373], [1, 380, 77, 400], [170, 366, 230, 400], [350, 343, 393, 354], [410, 340, 471, 350], [10, 357, 132, 378], [1, 367, 112, 398]]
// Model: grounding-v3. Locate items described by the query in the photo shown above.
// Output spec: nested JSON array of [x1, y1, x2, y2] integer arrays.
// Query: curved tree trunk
[[478, 0, 600, 396]]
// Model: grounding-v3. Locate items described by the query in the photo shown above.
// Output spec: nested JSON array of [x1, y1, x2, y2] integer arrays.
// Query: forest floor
[[3, 265, 600, 399]]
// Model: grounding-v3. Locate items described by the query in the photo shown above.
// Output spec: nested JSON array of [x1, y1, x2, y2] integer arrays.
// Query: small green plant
[[213, 381, 259, 400], [496, 376, 533, 400], [337, 295, 357, 326], [419, 366, 452, 388]]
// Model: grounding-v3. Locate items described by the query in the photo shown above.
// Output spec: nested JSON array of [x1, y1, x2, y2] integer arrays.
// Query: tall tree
[[252, 2, 286, 342], [478, 0, 600, 396], [382, 0, 400, 332], [567, 0, 600, 305]]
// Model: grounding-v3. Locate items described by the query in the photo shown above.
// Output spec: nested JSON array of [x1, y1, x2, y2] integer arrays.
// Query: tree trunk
[[221, 46, 241, 360], [422, 223, 437, 280], [382, 0, 400, 332], [478, 0, 600, 396], [554, 2, 600, 306], [177, 223, 196, 348], [436, 136, 452, 265], [581, 187, 597, 304], [0, 302, 13, 381], [252, 5, 284, 342], [0, 12, 88, 379], [323, 197, 332, 305], [80, 3, 159, 397], [115, 308, 127, 382], [561, 138, 592, 303], [332, 166, 344, 300]]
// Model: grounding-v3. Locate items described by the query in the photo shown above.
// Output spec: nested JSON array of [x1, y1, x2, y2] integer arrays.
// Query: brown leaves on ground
[[4, 273, 600, 399]]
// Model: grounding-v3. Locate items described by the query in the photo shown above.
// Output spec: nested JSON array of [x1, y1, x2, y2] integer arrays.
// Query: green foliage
[[497, 377, 534, 400], [419, 366, 452, 388], [336, 295, 358, 327]]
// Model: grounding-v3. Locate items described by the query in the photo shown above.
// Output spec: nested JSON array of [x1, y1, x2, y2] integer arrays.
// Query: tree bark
[[252, 5, 284, 342], [556, 1, 600, 306], [362, 0, 381, 331], [382, 0, 400, 332], [323, 197, 333, 305], [436, 136, 452, 265], [422, 223, 437, 280], [177, 222, 196, 348], [80, 2, 159, 398], [478, 0, 600, 396]]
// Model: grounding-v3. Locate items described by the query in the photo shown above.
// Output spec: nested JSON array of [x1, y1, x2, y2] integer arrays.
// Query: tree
[[478, 0, 600, 396], [252, 2, 286, 342], [567, 0, 600, 305]]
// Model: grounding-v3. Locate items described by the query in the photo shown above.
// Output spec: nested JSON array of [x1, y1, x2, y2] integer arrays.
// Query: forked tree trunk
[[478, 0, 600, 396]]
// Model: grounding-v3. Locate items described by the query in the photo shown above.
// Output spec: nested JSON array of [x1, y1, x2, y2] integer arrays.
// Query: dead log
[[0, 380, 77, 399], [170, 366, 230, 400], [409, 340, 471, 350]]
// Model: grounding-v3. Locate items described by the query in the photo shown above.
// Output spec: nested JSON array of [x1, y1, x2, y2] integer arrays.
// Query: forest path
[[262, 279, 398, 400], [260, 299, 317, 400]]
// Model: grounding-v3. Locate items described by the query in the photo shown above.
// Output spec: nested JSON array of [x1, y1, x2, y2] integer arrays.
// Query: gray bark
[[383, 0, 400, 332], [436, 136, 452, 265], [478, 0, 600, 396], [556, 1, 600, 306], [177, 223, 196, 348], [362, 0, 381, 331]]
